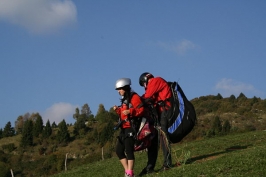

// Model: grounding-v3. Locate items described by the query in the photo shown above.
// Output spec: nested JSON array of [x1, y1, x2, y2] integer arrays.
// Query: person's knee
[[125, 147, 135, 160], [116, 149, 126, 159], [126, 153, 135, 160]]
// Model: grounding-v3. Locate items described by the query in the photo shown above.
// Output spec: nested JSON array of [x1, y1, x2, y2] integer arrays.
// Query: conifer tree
[[20, 119, 33, 147], [56, 119, 70, 144], [73, 107, 80, 120], [237, 92, 247, 101], [3, 121, 15, 137], [52, 122, 57, 128], [43, 120, 52, 138], [33, 114, 43, 137], [95, 104, 108, 122], [73, 104, 93, 137], [229, 94, 236, 103], [73, 114, 88, 137], [15, 115, 24, 134], [81, 103, 92, 118], [216, 93, 223, 100]]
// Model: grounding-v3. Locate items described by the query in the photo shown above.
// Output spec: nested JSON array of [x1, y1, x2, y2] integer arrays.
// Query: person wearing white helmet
[[113, 78, 145, 177]]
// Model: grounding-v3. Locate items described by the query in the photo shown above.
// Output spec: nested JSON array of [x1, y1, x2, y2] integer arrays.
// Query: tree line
[[1, 92, 266, 146], [0, 92, 266, 176], [0, 103, 119, 147]]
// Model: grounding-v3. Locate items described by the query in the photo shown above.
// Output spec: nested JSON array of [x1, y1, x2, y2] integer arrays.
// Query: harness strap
[[118, 92, 141, 135], [117, 128, 135, 143]]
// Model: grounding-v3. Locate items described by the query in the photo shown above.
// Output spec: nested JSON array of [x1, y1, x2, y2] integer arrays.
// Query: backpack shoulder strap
[[130, 92, 145, 109]]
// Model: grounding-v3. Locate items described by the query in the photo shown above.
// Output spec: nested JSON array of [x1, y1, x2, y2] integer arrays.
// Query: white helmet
[[115, 78, 131, 90]]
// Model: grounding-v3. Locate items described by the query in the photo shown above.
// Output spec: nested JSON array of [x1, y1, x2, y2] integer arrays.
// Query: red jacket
[[141, 77, 172, 113], [115, 93, 145, 128]]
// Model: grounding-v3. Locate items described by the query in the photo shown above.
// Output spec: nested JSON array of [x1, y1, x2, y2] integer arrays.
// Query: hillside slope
[[52, 130, 266, 177]]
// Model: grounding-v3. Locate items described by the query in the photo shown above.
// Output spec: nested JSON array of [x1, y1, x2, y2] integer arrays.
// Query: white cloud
[[155, 39, 197, 55], [0, 0, 77, 34], [42, 102, 78, 125], [215, 78, 263, 98]]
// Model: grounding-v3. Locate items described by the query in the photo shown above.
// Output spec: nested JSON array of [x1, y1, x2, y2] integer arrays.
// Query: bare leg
[[127, 159, 134, 170], [120, 158, 128, 171]]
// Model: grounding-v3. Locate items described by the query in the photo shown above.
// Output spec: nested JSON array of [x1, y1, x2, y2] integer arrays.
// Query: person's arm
[[129, 94, 145, 117], [114, 106, 121, 115], [142, 78, 163, 99]]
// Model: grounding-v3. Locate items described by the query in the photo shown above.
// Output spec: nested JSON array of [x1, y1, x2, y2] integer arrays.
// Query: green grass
[[51, 130, 266, 177]]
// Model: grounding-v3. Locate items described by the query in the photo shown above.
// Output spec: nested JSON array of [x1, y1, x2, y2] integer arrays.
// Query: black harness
[[116, 92, 142, 142]]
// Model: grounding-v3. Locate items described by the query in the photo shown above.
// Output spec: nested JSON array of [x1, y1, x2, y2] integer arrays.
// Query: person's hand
[[122, 109, 130, 115], [113, 105, 118, 110]]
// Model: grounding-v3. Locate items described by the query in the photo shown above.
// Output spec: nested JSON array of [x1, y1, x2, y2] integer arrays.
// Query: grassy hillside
[[1, 95, 265, 176], [51, 130, 266, 177]]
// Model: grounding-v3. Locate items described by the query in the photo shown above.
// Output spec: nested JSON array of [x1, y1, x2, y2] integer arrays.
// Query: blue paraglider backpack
[[166, 81, 197, 143]]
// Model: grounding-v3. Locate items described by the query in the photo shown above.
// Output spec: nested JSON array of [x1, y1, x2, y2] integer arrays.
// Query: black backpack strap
[[128, 92, 138, 136]]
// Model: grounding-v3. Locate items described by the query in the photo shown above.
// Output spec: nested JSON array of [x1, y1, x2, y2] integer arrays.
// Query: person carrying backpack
[[113, 78, 145, 177], [138, 72, 173, 176]]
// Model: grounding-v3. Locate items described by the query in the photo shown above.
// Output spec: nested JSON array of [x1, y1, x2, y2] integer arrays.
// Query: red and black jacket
[[115, 92, 145, 128]]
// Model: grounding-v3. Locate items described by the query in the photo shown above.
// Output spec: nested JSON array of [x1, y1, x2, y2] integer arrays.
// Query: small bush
[[2, 143, 16, 152]]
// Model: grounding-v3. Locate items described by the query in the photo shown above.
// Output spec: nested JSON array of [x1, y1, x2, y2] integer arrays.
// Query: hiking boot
[[137, 167, 154, 176]]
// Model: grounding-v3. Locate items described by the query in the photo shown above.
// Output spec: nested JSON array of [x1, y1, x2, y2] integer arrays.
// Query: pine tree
[[237, 92, 247, 101], [3, 121, 15, 137], [33, 114, 43, 137], [15, 115, 24, 134], [52, 122, 57, 128], [43, 120, 52, 138], [73, 108, 80, 120], [216, 93, 223, 100], [81, 103, 92, 118], [73, 114, 88, 137], [95, 104, 108, 122], [56, 119, 70, 144], [20, 119, 33, 147], [229, 94, 236, 103]]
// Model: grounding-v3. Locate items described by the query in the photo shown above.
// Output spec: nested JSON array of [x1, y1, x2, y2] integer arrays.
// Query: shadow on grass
[[185, 145, 251, 164]]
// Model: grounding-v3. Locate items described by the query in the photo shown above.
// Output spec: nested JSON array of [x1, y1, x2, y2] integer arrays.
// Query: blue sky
[[0, 0, 265, 129]]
